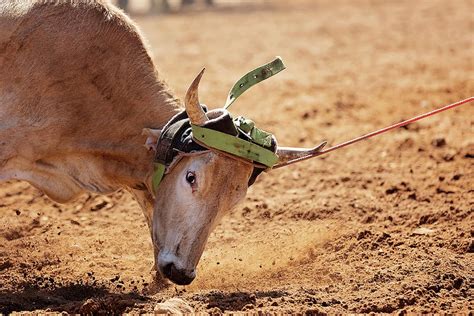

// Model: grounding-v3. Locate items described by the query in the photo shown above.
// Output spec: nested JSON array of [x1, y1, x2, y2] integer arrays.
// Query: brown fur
[[0, 0, 181, 201]]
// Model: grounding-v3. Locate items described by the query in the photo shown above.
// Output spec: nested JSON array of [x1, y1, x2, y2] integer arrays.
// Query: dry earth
[[1, 0, 473, 314]]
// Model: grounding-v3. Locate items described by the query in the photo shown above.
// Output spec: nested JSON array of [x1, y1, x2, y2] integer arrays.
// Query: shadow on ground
[[0, 282, 148, 314], [191, 289, 289, 311]]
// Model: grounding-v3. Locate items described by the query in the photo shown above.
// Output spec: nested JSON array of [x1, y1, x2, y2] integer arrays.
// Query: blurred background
[[113, 0, 264, 14]]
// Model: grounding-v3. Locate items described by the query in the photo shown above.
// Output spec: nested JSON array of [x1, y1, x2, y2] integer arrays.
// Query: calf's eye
[[186, 171, 196, 185]]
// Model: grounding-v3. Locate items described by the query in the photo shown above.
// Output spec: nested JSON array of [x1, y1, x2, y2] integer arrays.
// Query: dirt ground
[[1, 0, 473, 314]]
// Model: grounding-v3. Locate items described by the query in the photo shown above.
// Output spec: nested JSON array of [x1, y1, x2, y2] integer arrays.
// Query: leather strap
[[191, 124, 279, 167], [224, 57, 286, 109]]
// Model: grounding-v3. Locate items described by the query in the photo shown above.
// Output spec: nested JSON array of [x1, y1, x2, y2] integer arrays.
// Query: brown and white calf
[[0, 0, 315, 285]]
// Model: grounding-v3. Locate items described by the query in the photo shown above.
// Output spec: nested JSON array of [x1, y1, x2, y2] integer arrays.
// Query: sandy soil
[[1, 0, 473, 313]]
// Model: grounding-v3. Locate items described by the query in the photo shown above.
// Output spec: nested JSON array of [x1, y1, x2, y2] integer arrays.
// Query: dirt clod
[[431, 138, 447, 148]]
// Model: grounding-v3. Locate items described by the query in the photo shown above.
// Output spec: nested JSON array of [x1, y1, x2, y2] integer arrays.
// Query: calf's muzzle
[[157, 253, 196, 286]]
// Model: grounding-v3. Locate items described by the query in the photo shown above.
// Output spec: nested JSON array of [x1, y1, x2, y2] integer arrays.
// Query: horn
[[273, 141, 328, 169], [185, 68, 208, 126]]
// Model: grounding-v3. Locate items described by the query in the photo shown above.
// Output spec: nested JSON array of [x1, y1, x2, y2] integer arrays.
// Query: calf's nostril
[[160, 262, 196, 285], [162, 262, 174, 279]]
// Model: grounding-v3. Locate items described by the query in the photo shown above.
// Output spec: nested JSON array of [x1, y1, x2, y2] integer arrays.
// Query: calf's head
[[145, 69, 325, 285], [153, 151, 252, 285], [145, 70, 255, 285]]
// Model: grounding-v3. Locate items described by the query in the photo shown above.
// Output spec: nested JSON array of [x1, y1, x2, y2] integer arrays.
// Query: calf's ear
[[142, 128, 162, 152]]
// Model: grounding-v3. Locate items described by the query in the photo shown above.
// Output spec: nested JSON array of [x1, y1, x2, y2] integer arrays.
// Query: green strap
[[224, 57, 286, 109], [152, 58, 285, 191], [192, 124, 279, 167], [152, 163, 166, 192], [234, 116, 273, 148]]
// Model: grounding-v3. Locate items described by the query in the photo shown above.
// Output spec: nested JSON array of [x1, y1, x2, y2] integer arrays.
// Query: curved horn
[[185, 68, 208, 126], [273, 141, 328, 169]]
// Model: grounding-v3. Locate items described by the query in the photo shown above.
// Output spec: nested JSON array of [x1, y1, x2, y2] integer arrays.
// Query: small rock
[[154, 298, 194, 314], [90, 199, 110, 212], [385, 187, 399, 195], [431, 138, 446, 147], [466, 240, 474, 253], [443, 152, 456, 161], [341, 176, 351, 182], [412, 227, 434, 235], [453, 278, 463, 289], [451, 174, 462, 181]]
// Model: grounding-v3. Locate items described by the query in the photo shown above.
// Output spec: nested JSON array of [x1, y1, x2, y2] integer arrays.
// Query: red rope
[[273, 97, 473, 168]]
